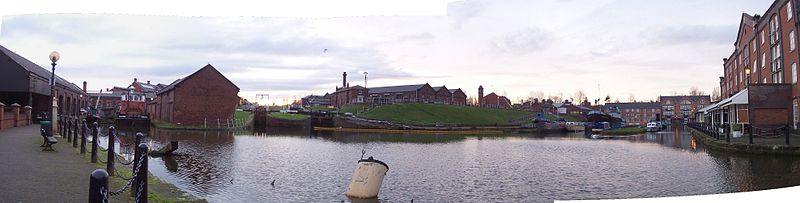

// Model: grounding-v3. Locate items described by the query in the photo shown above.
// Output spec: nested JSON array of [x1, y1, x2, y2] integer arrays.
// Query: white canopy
[[700, 88, 748, 114]]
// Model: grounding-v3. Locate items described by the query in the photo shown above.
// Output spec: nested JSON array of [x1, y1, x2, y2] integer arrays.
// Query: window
[[762, 53, 766, 68], [789, 30, 795, 51], [789, 2, 794, 20], [794, 63, 798, 84], [795, 98, 798, 129], [761, 30, 765, 44]]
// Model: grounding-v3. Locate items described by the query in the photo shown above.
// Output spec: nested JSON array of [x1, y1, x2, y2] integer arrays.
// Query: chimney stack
[[134, 78, 137, 83], [342, 72, 348, 88], [83, 81, 87, 93], [147, 80, 150, 84]]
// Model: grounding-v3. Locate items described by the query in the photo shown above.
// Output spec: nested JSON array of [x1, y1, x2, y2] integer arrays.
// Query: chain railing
[[90, 143, 149, 203]]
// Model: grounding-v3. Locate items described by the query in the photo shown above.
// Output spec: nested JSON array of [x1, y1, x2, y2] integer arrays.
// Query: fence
[[52, 113, 150, 203], [0, 102, 33, 130], [687, 122, 791, 145]]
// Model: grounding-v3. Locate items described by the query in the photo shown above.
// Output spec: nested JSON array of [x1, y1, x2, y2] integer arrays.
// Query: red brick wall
[[171, 67, 239, 125]]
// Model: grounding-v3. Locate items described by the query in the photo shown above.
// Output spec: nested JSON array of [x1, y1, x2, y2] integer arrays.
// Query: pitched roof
[[368, 84, 427, 94], [0, 44, 84, 93], [133, 81, 158, 92], [156, 64, 239, 94]]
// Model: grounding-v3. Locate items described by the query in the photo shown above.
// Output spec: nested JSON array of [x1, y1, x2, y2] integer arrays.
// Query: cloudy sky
[[0, 0, 772, 104]]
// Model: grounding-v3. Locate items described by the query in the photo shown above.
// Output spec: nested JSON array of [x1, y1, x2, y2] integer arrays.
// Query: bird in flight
[[323, 49, 328, 53]]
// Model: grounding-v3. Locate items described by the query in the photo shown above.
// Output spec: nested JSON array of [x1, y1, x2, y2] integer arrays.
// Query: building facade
[[604, 102, 661, 126], [0, 44, 88, 118], [659, 95, 711, 123], [330, 71, 467, 107], [720, 0, 800, 129], [150, 64, 239, 126]]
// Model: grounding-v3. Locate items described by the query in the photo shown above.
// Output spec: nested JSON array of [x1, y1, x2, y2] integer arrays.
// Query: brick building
[[659, 95, 711, 123], [449, 88, 467, 106], [330, 71, 467, 107], [482, 92, 512, 108], [0, 44, 89, 119], [718, 0, 800, 129], [150, 64, 239, 125], [604, 102, 661, 126], [301, 94, 332, 107]]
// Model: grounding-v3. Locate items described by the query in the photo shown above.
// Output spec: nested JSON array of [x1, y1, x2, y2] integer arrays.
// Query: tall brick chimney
[[342, 72, 347, 88], [478, 85, 484, 107], [82, 81, 87, 93]]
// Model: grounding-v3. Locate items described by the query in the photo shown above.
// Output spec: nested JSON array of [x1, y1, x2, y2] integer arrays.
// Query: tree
[[689, 86, 704, 96], [574, 90, 587, 104], [711, 87, 721, 101], [628, 93, 636, 102]]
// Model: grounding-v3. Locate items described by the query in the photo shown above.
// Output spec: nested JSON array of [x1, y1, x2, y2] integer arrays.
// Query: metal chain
[[135, 179, 145, 202], [109, 150, 147, 196], [100, 186, 109, 203]]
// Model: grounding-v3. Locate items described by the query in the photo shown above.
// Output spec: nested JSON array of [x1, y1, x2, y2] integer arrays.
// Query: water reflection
[[107, 125, 800, 202]]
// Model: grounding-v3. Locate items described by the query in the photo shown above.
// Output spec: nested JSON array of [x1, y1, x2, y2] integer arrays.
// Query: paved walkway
[[0, 125, 118, 202]]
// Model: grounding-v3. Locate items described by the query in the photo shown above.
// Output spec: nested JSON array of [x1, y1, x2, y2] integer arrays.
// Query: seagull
[[270, 179, 275, 186], [323, 49, 328, 53], [230, 178, 233, 184]]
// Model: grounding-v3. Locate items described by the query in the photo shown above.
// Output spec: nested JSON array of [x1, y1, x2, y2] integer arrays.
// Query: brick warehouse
[[330, 72, 468, 107], [718, 0, 800, 129], [150, 64, 239, 126], [660, 95, 710, 123]]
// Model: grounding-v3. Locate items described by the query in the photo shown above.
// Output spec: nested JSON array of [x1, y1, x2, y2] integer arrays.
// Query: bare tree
[[574, 90, 587, 104], [689, 86, 704, 96], [628, 93, 636, 102], [711, 87, 721, 101]]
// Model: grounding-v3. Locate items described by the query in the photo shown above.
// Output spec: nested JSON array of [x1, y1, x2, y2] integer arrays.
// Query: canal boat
[[646, 122, 661, 132], [115, 91, 150, 128]]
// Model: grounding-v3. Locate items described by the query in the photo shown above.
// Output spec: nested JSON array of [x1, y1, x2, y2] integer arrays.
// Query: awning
[[699, 88, 748, 114]]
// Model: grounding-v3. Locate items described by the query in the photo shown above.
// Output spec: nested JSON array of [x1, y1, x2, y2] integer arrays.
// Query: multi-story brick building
[[718, 0, 800, 129], [449, 88, 467, 106], [604, 102, 661, 126], [150, 64, 239, 126], [660, 95, 711, 123]]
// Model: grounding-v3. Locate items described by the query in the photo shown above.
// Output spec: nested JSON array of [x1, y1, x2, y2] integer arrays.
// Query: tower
[[478, 85, 484, 107], [343, 72, 348, 88]]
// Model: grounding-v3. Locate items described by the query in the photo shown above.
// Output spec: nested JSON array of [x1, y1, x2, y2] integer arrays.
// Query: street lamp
[[49, 51, 60, 136], [745, 67, 752, 144]]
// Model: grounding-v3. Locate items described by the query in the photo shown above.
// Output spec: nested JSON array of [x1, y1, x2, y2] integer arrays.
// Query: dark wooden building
[[0, 44, 88, 117], [150, 64, 239, 126]]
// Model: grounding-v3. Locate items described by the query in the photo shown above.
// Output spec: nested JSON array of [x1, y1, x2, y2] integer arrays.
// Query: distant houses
[[149, 64, 240, 125]]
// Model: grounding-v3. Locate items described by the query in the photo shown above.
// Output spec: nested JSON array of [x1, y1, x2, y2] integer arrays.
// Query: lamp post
[[49, 51, 60, 137], [745, 67, 752, 144]]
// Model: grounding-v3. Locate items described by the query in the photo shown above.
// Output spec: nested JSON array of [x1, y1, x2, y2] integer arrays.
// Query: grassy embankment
[[151, 111, 251, 130], [268, 112, 309, 120], [604, 127, 646, 135], [349, 103, 531, 126]]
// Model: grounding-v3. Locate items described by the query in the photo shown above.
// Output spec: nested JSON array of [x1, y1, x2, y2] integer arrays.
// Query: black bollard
[[88, 169, 109, 203], [131, 132, 144, 198], [73, 117, 79, 148], [107, 126, 116, 176], [749, 125, 754, 144], [134, 143, 149, 203], [80, 120, 87, 154], [67, 118, 73, 143], [91, 122, 99, 163], [786, 124, 791, 145]]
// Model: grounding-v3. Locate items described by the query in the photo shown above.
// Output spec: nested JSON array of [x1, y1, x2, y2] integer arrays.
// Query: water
[[107, 126, 800, 203]]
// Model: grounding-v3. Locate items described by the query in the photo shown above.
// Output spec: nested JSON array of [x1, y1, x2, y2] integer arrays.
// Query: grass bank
[[234, 111, 251, 121], [268, 112, 309, 120], [354, 103, 531, 126], [604, 127, 646, 135]]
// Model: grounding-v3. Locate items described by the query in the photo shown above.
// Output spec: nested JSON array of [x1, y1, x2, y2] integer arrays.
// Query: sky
[[0, 0, 774, 105]]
